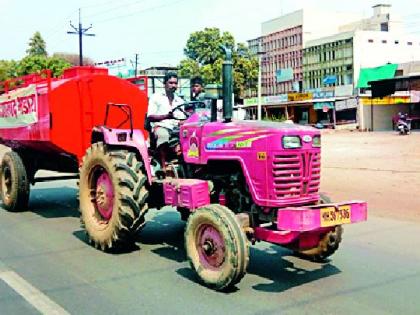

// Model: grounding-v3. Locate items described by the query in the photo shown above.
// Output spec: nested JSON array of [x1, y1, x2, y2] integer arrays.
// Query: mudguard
[[95, 127, 152, 184]]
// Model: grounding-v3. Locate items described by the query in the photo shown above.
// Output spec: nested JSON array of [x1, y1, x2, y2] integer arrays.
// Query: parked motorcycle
[[396, 113, 411, 135]]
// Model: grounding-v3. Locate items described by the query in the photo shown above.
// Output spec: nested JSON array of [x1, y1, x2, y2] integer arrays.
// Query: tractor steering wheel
[[170, 103, 192, 120]]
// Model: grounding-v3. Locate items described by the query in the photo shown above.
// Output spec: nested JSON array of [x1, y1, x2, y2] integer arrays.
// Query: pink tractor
[[0, 57, 367, 291]]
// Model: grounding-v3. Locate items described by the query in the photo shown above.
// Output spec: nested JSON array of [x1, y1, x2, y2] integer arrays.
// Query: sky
[[0, 0, 419, 71]]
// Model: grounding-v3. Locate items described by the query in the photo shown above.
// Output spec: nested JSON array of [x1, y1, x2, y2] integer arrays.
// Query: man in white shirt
[[147, 72, 184, 168]]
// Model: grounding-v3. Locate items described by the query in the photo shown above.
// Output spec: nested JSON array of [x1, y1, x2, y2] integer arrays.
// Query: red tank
[[0, 67, 148, 169]]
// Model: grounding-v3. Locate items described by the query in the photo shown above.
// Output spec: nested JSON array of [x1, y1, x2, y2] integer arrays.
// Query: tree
[[0, 60, 18, 82], [26, 31, 47, 57], [17, 55, 71, 77], [52, 52, 94, 66], [184, 28, 235, 65], [179, 28, 258, 99]]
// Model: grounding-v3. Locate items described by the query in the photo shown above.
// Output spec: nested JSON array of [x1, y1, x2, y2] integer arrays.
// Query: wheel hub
[[197, 225, 225, 269], [202, 240, 216, 256], [94, 170, 114, 221]]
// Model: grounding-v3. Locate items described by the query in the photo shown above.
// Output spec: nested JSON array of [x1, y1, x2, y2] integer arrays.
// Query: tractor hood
[[197, 120, 321, 152], [228, 120, 318, 133]]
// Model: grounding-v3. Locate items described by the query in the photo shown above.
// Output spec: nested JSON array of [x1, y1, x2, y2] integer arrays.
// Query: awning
[[369, 75, 420, 98], [356, 64, 398, 88]]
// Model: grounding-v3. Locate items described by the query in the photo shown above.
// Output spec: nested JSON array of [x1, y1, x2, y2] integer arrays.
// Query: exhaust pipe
[[221, 45, 233, 123]]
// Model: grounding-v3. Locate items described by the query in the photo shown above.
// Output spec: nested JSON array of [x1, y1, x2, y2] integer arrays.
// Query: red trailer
[[0, 66, 148, 207]]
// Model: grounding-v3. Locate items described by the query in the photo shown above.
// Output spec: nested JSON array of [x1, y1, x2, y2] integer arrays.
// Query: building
[[303, 31, 420, 89], [247, 37, 262, 56], [137, 65, 191, 100], [339, 4, 403, 33], [259, 8, 362, 96]]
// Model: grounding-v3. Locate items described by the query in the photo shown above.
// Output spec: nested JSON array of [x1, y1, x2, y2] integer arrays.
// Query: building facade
[[258, 8, 362, 96], [303, 32, 354, 90]]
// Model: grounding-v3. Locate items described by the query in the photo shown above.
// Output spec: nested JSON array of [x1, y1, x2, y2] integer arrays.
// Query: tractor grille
[[272, 152, 320, 199]]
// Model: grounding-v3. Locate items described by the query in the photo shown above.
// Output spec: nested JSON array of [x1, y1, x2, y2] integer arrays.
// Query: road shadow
[[28, 186, 80, 218], [136, 209, 186, 262], [247, 245, 341, 293], [72, 229, 141, 255], [136, 210, 341, 292]]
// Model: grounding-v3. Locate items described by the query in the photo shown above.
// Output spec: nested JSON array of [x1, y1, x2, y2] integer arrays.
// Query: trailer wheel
[[79, 143, 149, 250], [297, 226, 343, 262], [185, 204, 249, 291], [0, 151, 30, 211]]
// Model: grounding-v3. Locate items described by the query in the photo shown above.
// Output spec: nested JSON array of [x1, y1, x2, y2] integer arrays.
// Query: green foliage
[[0, 32, 71, 89], [52, 52, 94, 66], [17, 55, 71, 77], [263, 114, 287, 122], [178, 59, 200, 78], [26, 31, 47, 57], [179, 28, 258, 98], [184, 28, 235, 65], [0, 60, 18, 82]]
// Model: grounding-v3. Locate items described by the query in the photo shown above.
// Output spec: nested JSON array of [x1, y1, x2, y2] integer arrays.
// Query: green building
[[303, 32, 354, 90]]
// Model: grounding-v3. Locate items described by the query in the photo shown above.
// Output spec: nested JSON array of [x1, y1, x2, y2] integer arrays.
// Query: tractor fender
[[93, 127, 152, 184]]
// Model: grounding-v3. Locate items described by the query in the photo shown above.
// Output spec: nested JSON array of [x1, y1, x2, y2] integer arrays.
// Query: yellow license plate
[[320, 205, 351, 227]]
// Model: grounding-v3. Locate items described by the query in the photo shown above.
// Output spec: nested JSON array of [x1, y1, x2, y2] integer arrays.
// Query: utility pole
[[135, 53, 138, 78], [257, 42, 266, 120], [130, 53, 140, 78], [67, 8, 95, 66]]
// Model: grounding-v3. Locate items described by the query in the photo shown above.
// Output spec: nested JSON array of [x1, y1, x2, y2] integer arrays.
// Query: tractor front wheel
[[185, 204, 249, 291], [79, 143, 149, 251], [0, 151, 30, 211]]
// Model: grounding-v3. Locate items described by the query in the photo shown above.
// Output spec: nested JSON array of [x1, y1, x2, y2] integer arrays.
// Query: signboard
[[314, 102, 334, 110], [334, 84, 354, 97], [244, 97, 261, 106], [308, 88, 334, 99], [336, 98, 358, 111], [0, 85, 38, 128], [288, 92, 312, 102], [323, 75, 337, 85], [411, 91, 420, 103], [265, 94, 288, 104], [276, 68, 294, 83], [361, 96, 410, 105]]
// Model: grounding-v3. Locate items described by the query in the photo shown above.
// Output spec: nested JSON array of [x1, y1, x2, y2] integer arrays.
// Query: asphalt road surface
[[1, 132, 420, 314]]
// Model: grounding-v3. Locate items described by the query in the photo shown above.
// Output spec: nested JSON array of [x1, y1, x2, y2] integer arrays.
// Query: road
[[0, 132, 420, 314]]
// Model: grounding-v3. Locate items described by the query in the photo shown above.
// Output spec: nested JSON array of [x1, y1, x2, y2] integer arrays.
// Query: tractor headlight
[[282, 136, 301, 149], [313, 136, 321, 147]]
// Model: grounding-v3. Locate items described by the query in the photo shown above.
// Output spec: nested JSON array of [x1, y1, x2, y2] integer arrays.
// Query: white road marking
[[0, 266, 70, 315]]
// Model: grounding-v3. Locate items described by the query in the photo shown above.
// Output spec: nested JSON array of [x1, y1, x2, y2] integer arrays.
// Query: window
[[382, 40, 387, 44], [381, 23, 389, 32], [394, 40, 399, 44], [368, 39, 374, 43], [408, 42, 413, 46]]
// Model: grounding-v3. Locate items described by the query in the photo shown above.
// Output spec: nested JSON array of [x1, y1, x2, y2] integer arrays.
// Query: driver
[[147, 72, 184, 168]]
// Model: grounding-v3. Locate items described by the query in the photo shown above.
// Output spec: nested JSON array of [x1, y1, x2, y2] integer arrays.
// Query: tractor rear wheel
[[295, 193, 343, 261], [79, 143, 149, 251], [0, 151, 30, 211], [297, 226, 343, 262], [185, 204, 249, 291]]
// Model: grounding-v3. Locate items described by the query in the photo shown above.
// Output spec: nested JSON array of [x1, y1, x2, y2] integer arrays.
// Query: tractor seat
[[144, 114, 157, 150]]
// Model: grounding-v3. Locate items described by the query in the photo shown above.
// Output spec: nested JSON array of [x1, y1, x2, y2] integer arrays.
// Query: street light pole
[[257, 54, 262, 120], [257, 42, 265, 121]]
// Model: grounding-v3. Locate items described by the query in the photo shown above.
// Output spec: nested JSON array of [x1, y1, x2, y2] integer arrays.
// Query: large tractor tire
[[185, 204, 249, 291], [296, 193, 343, 261], [0, 151, 30, 211], [79, 142, 149, 251]]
